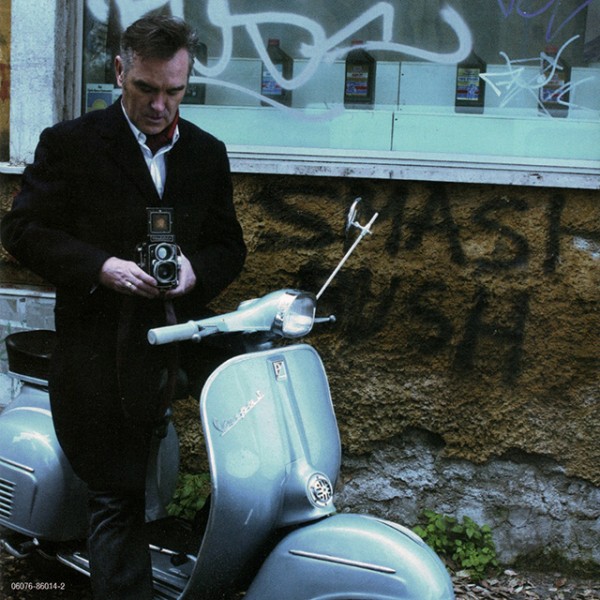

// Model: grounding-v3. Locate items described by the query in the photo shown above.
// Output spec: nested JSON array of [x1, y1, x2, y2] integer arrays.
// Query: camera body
[[136, 208, 180, 290]]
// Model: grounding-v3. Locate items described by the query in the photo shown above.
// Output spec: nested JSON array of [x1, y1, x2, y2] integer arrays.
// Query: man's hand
[[99, 254, 197, 299], [99, 257, 161, 299], [164, 253, 197, 298]]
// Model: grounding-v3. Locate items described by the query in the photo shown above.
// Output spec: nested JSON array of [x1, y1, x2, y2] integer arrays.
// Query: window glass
[[82, 0, 600, 167]]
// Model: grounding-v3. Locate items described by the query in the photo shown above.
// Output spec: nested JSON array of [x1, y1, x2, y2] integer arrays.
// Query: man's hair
[[120, 15, 200, 75]]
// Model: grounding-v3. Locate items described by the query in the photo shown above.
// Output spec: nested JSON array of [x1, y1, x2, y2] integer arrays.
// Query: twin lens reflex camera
[[136, 208, 180, 289]]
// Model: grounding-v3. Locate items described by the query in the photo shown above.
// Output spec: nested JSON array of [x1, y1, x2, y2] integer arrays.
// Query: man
[[1, 15, 246, 599]]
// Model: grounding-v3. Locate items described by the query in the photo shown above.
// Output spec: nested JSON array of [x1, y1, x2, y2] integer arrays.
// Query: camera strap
[[158, 298, 179, 416], [116, 296, 180, 423]]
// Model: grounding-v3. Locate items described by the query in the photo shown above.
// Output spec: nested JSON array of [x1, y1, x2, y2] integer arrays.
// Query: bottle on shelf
[[344, 40, 376, 108], [539, 45, 571, 118], [454, 50, 486, 114], [260, 38, 293, 107]]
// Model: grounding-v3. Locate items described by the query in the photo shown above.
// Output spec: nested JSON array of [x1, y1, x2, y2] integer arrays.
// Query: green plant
[[167, 472, 211, 521], [413, 509, 499, 581]]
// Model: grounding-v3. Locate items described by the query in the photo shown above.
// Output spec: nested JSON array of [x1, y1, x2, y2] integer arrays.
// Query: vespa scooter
[[0, 200, 455, 599]]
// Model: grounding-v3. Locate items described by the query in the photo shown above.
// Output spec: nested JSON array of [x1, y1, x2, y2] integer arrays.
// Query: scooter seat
[[5, 329, 56, 384]]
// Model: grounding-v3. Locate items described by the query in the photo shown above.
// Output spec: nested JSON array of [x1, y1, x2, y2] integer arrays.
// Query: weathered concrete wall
[[1, 172, 599, 566], [335, 428, 600, 566]]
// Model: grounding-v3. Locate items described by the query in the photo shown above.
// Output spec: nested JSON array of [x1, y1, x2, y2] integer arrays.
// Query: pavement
[[1, 548, 599, 599]]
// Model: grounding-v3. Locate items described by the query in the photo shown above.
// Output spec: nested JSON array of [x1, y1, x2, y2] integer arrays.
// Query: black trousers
[[87, 488, 153, 600]]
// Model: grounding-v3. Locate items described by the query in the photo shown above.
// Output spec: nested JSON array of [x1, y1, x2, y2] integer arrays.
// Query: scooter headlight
[[272, 291, 316, 338]]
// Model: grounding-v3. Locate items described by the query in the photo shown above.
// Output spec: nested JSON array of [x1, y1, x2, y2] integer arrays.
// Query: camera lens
[[155, 243, 175, 260], [154, 261, 177, 284]]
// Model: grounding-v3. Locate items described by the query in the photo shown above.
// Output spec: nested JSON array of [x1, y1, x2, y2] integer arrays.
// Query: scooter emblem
[[307, 472, 334, 507]]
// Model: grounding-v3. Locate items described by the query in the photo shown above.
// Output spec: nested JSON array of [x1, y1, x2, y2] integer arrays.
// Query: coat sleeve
[[1, 125, 111, 295]]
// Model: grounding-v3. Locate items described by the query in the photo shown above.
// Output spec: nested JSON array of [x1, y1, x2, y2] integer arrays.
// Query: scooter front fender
[[244, 513, 455, 600]]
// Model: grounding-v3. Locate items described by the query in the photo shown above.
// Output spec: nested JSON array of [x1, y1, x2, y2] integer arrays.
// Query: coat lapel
[[161, 126, 198, 208], [97, 101, 161, 204], [161, 120, 208, 207]]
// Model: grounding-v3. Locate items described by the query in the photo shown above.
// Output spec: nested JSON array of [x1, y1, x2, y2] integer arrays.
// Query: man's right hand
[[99, 257, 161, 299]]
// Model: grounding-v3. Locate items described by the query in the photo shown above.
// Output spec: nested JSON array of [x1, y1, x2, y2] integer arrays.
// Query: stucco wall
[[1, 172, 599, 565], [224, 175, 600, 482]]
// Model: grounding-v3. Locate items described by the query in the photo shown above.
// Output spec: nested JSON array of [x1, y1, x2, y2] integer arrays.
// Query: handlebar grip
[[147, 321, 199, 345]]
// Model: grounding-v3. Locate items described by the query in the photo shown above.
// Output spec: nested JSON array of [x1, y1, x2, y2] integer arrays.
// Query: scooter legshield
[[244, 513, 455, 600], [183, 344, 341, 599]]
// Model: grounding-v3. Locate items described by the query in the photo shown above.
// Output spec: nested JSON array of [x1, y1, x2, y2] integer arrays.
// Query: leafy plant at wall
[[167, 472, 211, 522], [413, 510, 499, 580]]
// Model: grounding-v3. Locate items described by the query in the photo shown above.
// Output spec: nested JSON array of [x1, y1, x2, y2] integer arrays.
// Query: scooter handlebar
[[147, 320, 199, 345]]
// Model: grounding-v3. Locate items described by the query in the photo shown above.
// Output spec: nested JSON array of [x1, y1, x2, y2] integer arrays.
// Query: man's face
[[115, 48, 189, 135]]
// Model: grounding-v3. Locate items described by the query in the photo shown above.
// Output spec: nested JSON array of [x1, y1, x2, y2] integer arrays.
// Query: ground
[[1, 550, 598, 599]]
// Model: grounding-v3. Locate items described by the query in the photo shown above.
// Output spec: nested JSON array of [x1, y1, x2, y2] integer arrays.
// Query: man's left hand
[[164, 253, 197, 298]]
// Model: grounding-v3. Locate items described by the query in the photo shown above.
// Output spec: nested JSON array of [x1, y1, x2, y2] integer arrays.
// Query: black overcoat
[[1, 100, 246, 489]]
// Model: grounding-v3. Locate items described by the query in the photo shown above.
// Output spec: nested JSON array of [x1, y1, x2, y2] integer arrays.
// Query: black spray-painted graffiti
[[251, 182, 600, 384]]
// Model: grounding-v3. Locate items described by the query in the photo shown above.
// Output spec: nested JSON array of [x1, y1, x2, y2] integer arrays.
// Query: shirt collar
[[120, 101, 180, 151]]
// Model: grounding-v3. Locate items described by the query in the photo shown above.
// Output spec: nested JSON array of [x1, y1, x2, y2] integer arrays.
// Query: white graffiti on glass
[[86, 0, 472, 117], [199, 2, 471, 81], [480, 35, 596, 116], [194, 1, 471, 113], [213, 390, 265, 437]]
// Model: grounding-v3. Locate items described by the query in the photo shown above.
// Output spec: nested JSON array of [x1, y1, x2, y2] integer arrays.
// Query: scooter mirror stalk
[[317, 198, 379, 300]]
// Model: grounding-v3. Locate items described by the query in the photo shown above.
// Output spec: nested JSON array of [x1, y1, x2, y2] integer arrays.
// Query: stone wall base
[[335, 428, 600, 568]]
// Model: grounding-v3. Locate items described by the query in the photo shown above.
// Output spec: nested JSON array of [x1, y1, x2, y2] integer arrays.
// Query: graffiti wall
[[1, 169, 599, 561], [218, 175, 600, 486]]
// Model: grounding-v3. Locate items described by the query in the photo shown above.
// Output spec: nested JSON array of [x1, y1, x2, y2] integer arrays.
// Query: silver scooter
[[0, 201, 455, 599]]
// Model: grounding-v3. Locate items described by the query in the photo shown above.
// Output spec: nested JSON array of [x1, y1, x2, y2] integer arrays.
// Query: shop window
[[22, 1, 600, 186]]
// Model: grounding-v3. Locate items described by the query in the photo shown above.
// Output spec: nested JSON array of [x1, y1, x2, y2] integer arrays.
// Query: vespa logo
[[213, 390, 265, 437]]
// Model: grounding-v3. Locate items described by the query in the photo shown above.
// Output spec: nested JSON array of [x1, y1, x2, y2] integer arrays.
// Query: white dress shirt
[[121, 103, 180, 198]]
